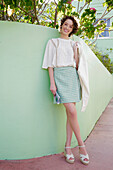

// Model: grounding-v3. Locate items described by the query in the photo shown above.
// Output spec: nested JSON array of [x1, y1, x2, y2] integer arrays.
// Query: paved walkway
[[0, 98, 113, 170]]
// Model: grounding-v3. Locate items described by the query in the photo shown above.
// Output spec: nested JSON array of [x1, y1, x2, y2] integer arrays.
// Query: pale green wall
[[0, 21, 113, 160]]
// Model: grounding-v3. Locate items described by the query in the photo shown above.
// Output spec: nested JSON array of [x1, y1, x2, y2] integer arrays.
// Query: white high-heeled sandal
[[79, 145, 89, 165], [64, 146, 75, 164]]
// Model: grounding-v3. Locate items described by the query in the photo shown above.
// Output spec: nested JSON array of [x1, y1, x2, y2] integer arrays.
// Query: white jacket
[[72, 36, 90, 112]]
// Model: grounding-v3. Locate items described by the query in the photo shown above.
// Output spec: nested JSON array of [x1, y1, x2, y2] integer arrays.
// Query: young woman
[[42, 16, 89, 165]]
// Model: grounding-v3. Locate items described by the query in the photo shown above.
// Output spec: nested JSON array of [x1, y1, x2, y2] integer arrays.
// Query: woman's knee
[[64, 103, 76, 118]]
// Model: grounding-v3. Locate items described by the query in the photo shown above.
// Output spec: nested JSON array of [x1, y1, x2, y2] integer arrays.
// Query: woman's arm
[[48, 67, 57, 95]]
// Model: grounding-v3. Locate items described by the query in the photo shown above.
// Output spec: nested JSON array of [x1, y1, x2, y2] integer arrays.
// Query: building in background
[[90, 0, 113, 62], [73, 0, 113, 61]]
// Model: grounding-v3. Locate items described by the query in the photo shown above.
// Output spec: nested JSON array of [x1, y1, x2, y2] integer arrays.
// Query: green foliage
[[85, 0, 92, 2], [77, 8, 96, 39], [91, 46, 113, 74], [103, 0, 113, 10], [1, 0, 113, 40]]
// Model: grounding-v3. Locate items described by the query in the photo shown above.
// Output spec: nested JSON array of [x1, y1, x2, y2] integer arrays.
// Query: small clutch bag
[[54, 91, 61, 104]]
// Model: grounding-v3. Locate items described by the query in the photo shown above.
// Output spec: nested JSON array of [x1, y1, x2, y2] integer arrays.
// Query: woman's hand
[[50, 83, 57, 96]]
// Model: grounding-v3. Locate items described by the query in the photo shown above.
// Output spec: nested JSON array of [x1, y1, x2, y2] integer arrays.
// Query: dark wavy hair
[[60, 16, 78, 37]]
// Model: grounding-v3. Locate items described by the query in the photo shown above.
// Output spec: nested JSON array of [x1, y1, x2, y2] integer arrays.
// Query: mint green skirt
[[54, 66, 81, 103]]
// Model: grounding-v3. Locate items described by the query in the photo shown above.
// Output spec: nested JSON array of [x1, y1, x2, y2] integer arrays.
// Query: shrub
[[91, 46, 113, 74]]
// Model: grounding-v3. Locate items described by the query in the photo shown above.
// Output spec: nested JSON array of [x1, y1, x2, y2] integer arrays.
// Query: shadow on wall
[[0, 21, 113, 160]]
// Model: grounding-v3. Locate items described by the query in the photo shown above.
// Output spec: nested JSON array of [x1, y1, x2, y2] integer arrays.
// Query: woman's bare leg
[[65, 102, 76, 149], [65, 109, 73, 155], [66, 109, 73, 147], [63, 102, 88, 159]]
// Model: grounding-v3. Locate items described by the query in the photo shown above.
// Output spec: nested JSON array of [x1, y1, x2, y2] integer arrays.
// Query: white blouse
[[42, 36, 90, 112], [42, 38, 77, 69]]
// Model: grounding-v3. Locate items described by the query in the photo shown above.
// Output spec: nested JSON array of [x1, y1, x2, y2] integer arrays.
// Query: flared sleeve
[[42, 39, 56, 69]]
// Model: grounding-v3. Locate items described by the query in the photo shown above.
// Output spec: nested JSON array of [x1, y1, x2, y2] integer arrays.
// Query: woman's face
[[61, 19, 73, 37]]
